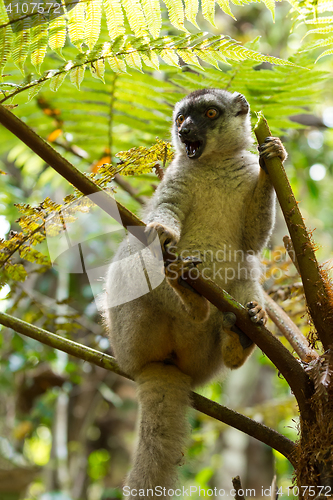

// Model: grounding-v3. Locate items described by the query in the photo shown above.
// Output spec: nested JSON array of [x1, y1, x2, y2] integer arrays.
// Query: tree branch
[[264, 291, 319, 362], [0, 104, 314, 420], [0, 311, 297, 466], [232, 476, 246, 500], [254, 113, 333, 351]]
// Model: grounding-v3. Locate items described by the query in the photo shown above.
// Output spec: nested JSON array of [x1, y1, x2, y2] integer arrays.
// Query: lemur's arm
[[242, 137, 287, 252], [145, 169, 193, 249]]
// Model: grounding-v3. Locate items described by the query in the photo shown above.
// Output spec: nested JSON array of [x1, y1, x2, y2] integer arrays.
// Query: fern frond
[[0, 1, 12, 76], [124, 43, 143, 71], [304, 16, 333, 24], [67, 0, 86, 50], [28, 80, 46, 101], [202, 0, 217, 27], [90, 59, 106, 82], [216, 0, 236, 20], [301, 35, 333, 51], [49, 69, 68, 92], [122, 0, 150, 38], [316, 47, 333, 60], [141, 0, 162, 38], [103, 0, 126, 40], [48, 13, 67, 54], [303, 25, 333, 37], [162, 0, 188, 32], [70, 65, 86, 89], [183, 0, 199, 27], [30, 20, 48, 73], [85, 0, 103, 50], [12, 19, 31, 74]]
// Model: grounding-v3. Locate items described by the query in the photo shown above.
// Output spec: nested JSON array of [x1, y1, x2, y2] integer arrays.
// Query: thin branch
[[264, 291, 319, 362], [232, 476, 246, 500], [255, 114, 333, 351], [283, 235, 300, 274], [0, 311, 297, 466], [0, 104, 314, 420]]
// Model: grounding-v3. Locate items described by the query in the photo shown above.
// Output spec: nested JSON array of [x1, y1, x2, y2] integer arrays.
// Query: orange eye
[[206, 108, 218, 119], [176, 115, 185, 127]]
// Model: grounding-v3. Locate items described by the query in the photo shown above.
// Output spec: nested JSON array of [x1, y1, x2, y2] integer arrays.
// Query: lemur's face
[[172, 89, 250, 160]]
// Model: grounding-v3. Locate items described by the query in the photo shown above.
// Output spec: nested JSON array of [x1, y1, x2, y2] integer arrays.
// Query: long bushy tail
[[126, 362, 192, 500]]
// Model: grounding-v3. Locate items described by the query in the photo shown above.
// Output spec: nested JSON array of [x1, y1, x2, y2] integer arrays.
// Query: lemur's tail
[[126, 362, 191, 500]]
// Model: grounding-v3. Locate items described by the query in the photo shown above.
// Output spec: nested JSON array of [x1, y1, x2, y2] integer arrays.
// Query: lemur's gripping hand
[[145, 222, 179, 256], [258, 137, 287, 172], [246, 301, 268, 325]]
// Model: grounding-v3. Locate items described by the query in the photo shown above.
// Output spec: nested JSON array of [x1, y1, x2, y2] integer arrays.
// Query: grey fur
[[104, 89, 285, 499]]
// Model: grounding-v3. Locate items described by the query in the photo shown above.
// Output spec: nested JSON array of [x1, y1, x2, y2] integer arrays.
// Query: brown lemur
[[104, 89, 287, 499]]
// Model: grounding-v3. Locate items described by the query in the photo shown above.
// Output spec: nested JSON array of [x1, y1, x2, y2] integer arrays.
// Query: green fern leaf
[[140, 50, 160, 69], [162, 0, 188, 32], [48, 14, 67, 54], [103, 0, 126, 40], [0, 25, 12, 76], [141, 0, 162, 38], [28, 81, 46, 101], [305, 16, 333, 24], [85, 0, 103, 50], [124, 44, 143, 71], [183, 0, 199, 27], [12, 19, 31, 74], [216, 0, 236, 19], [90, 59, 106, 82], [316, 47, 333, 61], [67, 0, 86, 50], [107, 54, 127, 72], [159, 48, 180, 67], [49, 70, 68, 91], [303, 25, 333, 37], [177, 48, 202, 68], [0, 1, 13, 76], [301, 35, 333, 51], [30, 21, 48, 73], [261, 0, 275, 21], [202, 0, 217, 27], [122, 0, 149, 37]]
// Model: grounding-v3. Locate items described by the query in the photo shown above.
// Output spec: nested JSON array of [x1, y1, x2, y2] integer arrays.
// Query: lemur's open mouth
[[184, 140, 203, 159]]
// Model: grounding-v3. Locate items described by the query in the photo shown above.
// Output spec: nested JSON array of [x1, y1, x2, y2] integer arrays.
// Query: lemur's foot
[[258, 136, 287, 171], [145, 222, 179, 257], [165, 256, 202, 283], [246, 301, 268, 325]]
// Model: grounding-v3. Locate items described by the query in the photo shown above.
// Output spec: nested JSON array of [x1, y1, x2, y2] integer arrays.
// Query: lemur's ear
[[233, 93, 249, 116]]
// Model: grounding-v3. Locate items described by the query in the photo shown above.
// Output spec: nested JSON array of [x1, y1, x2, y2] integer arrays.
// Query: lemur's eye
[[176, 115, 185, 127], [206, 108, 218, 119]]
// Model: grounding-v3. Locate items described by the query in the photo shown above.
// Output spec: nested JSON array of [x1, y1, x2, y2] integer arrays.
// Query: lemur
[[104, 89, 287, 499]]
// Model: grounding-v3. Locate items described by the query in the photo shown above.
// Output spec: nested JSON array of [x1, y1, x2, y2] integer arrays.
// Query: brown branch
[[264, 291, 319, 362], [232, 476, 246, 500], [0, 104, 314, 420], [0, 311, 297, 466], [283, 235, 300, 274], [254, 114, 333, 351]]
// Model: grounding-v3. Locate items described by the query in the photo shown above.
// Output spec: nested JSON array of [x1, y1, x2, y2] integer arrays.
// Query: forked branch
[[0, 311, 296, 466], [255, 114, 333, 351]]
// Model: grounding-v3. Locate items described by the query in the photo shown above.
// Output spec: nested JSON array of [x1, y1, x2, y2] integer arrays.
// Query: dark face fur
[[173, 89, 250, 160]]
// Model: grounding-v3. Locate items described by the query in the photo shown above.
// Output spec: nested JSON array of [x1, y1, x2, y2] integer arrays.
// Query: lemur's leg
[[164, 257, 210, 322]]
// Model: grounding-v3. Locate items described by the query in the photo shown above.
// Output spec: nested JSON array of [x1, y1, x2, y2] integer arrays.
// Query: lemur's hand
[[258, 136, 287, 171], [146, 222, 179, 256]]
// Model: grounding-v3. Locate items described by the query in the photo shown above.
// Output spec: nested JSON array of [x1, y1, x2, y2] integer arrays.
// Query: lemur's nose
[[179, 126, 190, 136]]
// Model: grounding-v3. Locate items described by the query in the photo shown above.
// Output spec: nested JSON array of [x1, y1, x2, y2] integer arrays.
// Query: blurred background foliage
[[0, 0, 333, 499]]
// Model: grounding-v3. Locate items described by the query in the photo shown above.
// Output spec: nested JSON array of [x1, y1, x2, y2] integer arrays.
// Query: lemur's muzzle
[[178, 126, 203, 159]]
